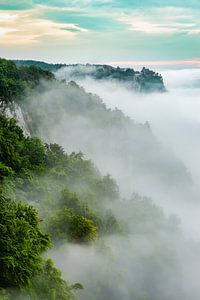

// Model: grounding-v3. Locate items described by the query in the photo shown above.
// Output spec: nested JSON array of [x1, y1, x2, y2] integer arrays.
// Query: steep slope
[[0, 114, 192, 300], [0, 58, 55, 134], [21, 80, 190, 198], [0, 58, 190, 197], [1, 58, 200, 300]]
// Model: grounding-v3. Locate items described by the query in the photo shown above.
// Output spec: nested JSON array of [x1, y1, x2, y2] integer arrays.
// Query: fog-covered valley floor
[[55, 68, 200, 240]]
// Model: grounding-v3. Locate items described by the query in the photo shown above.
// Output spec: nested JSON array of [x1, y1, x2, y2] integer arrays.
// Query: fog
[[21, 67, 200, 299], [55, 68, 200, 238], [69, 68, 200, 187]]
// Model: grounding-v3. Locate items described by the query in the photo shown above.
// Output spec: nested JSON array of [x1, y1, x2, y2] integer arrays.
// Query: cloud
[[0, 8, 88, 45], [117, 7, 200, 35], [0, 2, 199, 62], [35, 4, 123, 32]]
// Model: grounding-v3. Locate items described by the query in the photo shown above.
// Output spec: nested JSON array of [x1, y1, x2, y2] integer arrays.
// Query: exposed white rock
[[0, 101, 30, 136]]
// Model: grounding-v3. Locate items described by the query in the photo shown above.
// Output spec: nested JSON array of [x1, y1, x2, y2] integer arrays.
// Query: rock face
[[0, 101, 30, 136], [136, 67, 166, 92], [14, 60, 166, 93]]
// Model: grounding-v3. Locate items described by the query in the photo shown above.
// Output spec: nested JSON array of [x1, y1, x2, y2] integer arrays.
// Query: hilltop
[[14, 60, 166, 93]]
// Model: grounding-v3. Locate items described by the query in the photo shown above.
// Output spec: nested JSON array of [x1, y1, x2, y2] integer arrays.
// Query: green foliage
[[0, 58, 25, 103], [58, 188, 121, 235], [58, 188, 91, 216], [0, 114, 24, 171], [29, 259, 79, 300], [115, 193, 180, 237], [0, 113, 121, 245], [14, 60, 65, 72], [22, 137, 46, 169], [0, 57, 55, 104], [0, 192, 50, 289], [0, 115, 46, 174], [46, 208, 97, 243], [45, 143, 65, 168], [0, 163, 14, 181], [92, 175, 119, 202], [0, 289, 10, 300], [100, 210, 122, 235], [0, 191, 77, 299], [18, 65, 55, 89], [0, 58, 185, 300]]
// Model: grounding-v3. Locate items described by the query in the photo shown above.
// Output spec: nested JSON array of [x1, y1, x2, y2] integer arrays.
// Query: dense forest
[[0, 58, 198, 300]]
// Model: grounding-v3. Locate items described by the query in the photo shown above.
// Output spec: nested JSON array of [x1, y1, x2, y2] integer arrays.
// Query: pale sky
[[0, 0, 200, 67]]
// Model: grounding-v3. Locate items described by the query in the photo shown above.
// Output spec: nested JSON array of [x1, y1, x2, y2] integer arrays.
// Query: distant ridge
[[13, 59, 166, 93], [14, 59, 66, 72]]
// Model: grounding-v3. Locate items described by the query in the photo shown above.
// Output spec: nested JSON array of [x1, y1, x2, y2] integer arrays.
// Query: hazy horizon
[[1, 0, 200, 67]]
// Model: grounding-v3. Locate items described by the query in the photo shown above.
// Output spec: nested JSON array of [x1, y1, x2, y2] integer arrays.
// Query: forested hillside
[[0, 58, 54, 104], [1, 58, 188, 198], [22, 78, 190, 197], [0, 58, 196, 300], [0, 111, 123, 299]]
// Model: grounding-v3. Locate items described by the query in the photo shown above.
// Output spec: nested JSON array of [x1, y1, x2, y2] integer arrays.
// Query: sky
[[0, 0, 200, 66]]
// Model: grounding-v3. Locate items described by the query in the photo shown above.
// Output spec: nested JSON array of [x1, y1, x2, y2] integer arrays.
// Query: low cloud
[[54, 67, 200, 238]]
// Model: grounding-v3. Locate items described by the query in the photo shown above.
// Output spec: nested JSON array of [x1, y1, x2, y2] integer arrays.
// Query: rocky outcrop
[[0, 101, 30, 136]]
